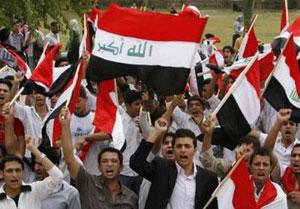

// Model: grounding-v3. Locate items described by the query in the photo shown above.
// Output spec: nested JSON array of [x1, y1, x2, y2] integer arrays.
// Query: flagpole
[[0, 65, 8, 73], [196, 71, 211, 77], [203, 155, 246, 209], [65, 62, 82, 108], [211, 52, 259, 118], [262, 33, 292, 94]]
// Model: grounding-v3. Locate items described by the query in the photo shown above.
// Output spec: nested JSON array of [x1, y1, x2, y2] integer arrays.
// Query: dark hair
[[0, 144, 7, 158], [0, 154, 24, 171], [0, 78, 12, 90], [205, 33, 215, 39], [123, 90, 141, 105], [187, 96, 205, 108], [162, 132, 175, 144], [222, 45, 235, 54], [249, 147, 273, 166], [50, 21, 59, 27], [238, 136, 260, 151], [292, 144, 300, 154], [54, 57, 69, 67], [98, 147, 123, 165], [172, 129, 197, 148]]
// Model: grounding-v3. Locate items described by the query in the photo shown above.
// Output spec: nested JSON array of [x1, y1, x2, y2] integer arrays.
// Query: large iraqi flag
[[86, 4, 207, 95], [264, 34, 300, 122]]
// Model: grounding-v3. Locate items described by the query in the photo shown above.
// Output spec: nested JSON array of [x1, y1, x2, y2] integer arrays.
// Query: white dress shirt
[[168, 162, 197, 209]]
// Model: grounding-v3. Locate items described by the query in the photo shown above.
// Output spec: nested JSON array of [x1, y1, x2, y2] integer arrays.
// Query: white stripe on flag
[[111, 110, 125, 150], [93, 29, 197, 68], [216, 178, 235, 209], [232, 77, 260, 125], [273, 56, 300, 108]]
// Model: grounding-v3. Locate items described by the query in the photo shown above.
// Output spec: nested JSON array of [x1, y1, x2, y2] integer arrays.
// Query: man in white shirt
[[0, 137, 63, 209], [44, 22, 60, 47]]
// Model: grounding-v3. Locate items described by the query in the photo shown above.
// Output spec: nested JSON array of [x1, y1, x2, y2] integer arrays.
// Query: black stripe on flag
[[265, 77, 300, 122], [87, 56, 190, 95]]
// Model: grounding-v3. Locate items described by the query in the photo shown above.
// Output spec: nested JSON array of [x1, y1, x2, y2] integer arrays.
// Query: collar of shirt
[[175, 161, 197, 179], [95, 176, 125, 196], [277, 138, 300, 148], [253, 182, 265, 202], [0, 184, 32, 201]]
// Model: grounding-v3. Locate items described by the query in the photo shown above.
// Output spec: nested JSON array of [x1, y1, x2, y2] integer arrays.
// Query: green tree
[[0, 0, 91, 29]]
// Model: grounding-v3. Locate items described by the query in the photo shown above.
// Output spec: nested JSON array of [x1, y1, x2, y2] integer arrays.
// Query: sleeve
[[200, 147, 233, 178], [67, 186, 81, 209], [13, 102, 27, 122], [172, 106, 188, 127], [32, 165, 64, 200], [72, 165, 93, 192], [139, 111, 153, 139], [129, 139, 157, 181], [206, 95, 220, 112], [258, 132, 268, 146]]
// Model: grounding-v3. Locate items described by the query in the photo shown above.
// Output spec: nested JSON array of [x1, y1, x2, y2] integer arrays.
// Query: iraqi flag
[[93, 80, 125, 149], [25, 44, 76, 96], [280, 0, 289, 31], [216, 55, 260, 150], [236, 25, 258, 60], [0, 44, 31, 78], [264, 34, 300, 122], [86, 4, 208, 95], [41, 61, 84, 147]]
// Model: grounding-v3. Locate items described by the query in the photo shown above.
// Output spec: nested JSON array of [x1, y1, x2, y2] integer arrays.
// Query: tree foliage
[[0, 0, 92, 29]]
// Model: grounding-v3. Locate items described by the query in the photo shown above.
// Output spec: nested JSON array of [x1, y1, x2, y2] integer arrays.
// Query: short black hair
[[162, 132, 175, 144], [172, 129, 197, 148], [292, 143, 300, 154], [54, 57, 69, 67], [249, 147, 273, 166], [98, 147, 123, 165], [123, 90, 141, 105], [0, 78, 12, 90], [238, 136, 260, 151], [222, 45, 235, 54], [0, 154, 24, 171], [187, 96, 205, 108]]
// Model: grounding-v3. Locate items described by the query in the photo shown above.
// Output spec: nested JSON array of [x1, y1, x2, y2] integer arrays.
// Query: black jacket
[[130, 139, 218, 209]]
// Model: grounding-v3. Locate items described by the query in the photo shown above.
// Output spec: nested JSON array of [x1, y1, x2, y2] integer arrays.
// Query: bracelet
[[39, 153, 46, 162]]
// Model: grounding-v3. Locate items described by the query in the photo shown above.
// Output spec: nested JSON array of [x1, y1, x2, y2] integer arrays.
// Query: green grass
[[43, 9, 300, 49]]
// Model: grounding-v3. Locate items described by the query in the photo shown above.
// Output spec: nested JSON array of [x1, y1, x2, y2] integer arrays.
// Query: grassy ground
[[45, 9, 300, 49]]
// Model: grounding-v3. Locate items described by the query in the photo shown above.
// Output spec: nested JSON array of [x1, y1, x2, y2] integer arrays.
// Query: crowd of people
[[0, 3, 299, 209]]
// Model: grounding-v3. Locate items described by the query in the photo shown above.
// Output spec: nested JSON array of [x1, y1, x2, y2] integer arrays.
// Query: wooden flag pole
[[203, 155, 246, 209], [211, 52, 259, 118], [9, 87, 24, 107], [196, 70, 211, 77]]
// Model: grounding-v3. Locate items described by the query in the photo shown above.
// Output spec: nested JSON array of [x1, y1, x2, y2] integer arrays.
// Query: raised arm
[[59, 107, 80, 179], [201, 115, 216, 153], [264, 109, 292, 152]]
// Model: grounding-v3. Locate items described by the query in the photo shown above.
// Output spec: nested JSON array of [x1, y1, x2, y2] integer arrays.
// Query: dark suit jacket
[[130, 139, 218, 209]]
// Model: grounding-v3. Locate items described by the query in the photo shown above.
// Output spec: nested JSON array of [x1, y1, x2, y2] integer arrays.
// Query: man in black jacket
[[130, 117, 218, 209]]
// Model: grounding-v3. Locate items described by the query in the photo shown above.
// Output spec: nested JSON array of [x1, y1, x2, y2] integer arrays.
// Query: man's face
[[188, 100, 204, 118], [75, 97, 87, 114], [291, 147, 300, 174], [32, 91, 46, 107], [161, 136, 174, 160], [173, 137, 196, 169], [50, 93, 61, 108], [99, 152, 122, 180], [280, 120, 297, 144], [250, 155, 271, 185], [0, 83, 10, 106], [3, 161, 23, 190], [223, 48, 233, 63], [34, 162, 48, 181], [12, 23, 20, 34], [51, 24, 60, 34], [126, 99, 142, 118]]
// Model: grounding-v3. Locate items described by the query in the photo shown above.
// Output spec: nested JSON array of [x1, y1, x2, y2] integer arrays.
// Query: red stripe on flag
[[287, 17, 300, 36], [98, 4, 207, 42], [243, 28, 258, 58], [246, 59, 261, 98], [280, 0, 288, 31]]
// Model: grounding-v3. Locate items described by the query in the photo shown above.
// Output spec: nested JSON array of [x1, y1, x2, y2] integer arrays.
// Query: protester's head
[[0, 155, 24, 190], [11, 21, 20, 34], [280, 119, 297, 144], [50, 21, 60, 34], [123, 90, 142, 118], [75, 86, 88, 115], [161, 132, 175, 160], [0, 79, 12, 106], [291, 144, 300, 175], [249, 147, 272, 185], [0, 27, 9, 43], [97, 147, 123, 180], [32, 90, 46, 107], [50, 92, 61, 109], [222, 45, 235, 64], [187, 96, 205, 118], [237, 136, 260, 162], [172, 129, 197, 169], [54, 57, 69, 67], [33, 148, 60, 181]]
